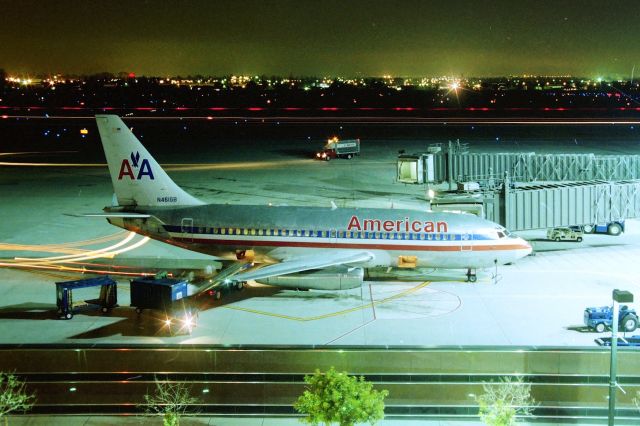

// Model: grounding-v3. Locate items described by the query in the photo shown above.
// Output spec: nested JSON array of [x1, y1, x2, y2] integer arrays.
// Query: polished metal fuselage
[[108, 203, 531, 270]]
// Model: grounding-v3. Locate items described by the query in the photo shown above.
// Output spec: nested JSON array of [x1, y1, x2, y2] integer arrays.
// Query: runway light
[[69, 387, 77, 392]]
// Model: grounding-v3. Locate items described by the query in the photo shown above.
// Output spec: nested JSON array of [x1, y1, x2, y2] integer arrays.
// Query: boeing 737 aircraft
[[94, 115, 531, 290]]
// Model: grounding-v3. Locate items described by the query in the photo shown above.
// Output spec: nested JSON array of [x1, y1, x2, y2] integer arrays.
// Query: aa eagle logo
[[118, 151, 155, 180]]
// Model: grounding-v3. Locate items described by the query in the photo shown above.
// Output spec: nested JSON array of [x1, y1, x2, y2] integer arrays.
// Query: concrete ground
[[1, 124, 640, 347]]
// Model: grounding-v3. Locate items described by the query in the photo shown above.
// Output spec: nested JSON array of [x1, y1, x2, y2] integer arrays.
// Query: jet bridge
[[397, 141, 640, 185], [504, 180, 640, 231], [429, 148, 640, 185], [400, 143, 640, 231], [448, 152, 640, 184], [431, 180, 640, 232]]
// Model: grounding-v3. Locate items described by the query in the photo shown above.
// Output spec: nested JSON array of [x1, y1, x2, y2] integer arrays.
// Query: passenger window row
[[183, 226, 485, 241]]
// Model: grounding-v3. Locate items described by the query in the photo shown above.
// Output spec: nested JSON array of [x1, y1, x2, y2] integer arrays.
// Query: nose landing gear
[[466, 268, 477, 283]]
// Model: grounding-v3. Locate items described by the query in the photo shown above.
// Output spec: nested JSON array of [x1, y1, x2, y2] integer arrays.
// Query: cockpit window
[[494, 226, 510, 238]]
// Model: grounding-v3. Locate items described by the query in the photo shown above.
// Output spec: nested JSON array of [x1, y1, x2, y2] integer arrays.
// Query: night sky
[[2, 0, 639, 77]]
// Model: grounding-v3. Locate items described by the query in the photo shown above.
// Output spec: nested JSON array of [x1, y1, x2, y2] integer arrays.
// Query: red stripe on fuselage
[[171, 237, 529, 252]]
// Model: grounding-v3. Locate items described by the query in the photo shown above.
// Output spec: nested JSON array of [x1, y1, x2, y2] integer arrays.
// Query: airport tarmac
[[1, 120, 640, 347]]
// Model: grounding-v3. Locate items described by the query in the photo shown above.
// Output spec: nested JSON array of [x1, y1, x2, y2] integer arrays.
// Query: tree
[[294, 366, 388, 426], [141, 377, 200, 426], [475, 376, 536, 426], [0, 372, 36, 425]]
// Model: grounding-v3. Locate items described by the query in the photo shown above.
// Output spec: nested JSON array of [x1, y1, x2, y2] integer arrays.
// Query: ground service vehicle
[[316, 137, 360, 161], [584, 305, 639, 333], [547, 227, 583, 242], [130, 278, 198, 334], [595, 335, 640, 347], [582, 221, 625, 236]]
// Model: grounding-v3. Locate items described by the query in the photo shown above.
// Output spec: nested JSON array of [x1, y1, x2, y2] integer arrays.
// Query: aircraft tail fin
[[95, 115, 203, 207]]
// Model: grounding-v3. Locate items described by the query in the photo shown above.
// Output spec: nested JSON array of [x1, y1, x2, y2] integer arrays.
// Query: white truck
[[316, 137, 360, 161]]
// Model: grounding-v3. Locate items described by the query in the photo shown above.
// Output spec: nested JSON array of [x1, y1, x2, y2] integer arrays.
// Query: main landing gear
[[466, 268, 477, 283], [206, 280, 246, 301]]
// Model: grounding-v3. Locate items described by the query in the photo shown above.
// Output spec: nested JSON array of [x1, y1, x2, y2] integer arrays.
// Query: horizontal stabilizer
[[66, 213, 152, 218]]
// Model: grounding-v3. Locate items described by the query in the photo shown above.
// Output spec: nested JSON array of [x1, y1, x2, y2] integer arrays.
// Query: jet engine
[[255, 267, 364, 290]]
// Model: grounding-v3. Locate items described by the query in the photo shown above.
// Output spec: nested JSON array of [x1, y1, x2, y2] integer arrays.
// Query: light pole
[[608, 289, 634, 426]]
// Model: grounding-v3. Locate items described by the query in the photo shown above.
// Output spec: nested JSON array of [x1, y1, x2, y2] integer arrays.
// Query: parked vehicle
[[130, 278, 198, 335], [55, 276, 118, 319], [595, 335, 640, 347], [316, 137, 360, 161], [547, 226, 583, 242], [582, 220, 625, 236], [584, 305, 638, 333]]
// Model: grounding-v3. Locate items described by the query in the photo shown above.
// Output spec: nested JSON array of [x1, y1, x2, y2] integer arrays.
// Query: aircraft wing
[[234, 251, 374, 282], [66, 213, 152, 218]]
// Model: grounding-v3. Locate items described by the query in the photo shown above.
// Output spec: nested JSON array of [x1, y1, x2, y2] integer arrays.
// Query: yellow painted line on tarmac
[[224, 281, 431, 321]]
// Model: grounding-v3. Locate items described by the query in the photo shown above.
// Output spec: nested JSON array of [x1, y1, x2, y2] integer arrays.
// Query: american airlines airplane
[[94, 115, 531, 290]]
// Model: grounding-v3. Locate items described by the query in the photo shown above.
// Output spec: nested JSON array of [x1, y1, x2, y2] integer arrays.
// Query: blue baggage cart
[[55, 276, 118, 320]]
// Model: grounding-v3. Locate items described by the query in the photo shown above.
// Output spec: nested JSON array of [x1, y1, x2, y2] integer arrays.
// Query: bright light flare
[[14, 232, 138, 263], [0, 232, 150, 275]]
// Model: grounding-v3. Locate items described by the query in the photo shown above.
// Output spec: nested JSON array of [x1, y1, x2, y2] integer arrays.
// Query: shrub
[[476, 376, 535, 426], [0, 372, 35, 425], [294, 366, 388, 426], [141, 377, 199, 426]]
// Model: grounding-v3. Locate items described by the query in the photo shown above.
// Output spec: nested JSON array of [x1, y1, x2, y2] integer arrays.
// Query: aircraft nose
[[519, 237, 533, 256]]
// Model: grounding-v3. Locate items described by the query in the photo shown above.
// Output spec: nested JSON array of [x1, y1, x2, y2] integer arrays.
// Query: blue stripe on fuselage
[[162, 225, 497, 241]]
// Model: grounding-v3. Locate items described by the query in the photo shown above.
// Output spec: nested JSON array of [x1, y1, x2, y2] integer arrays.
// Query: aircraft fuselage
[[107, 204, 532, 270]]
